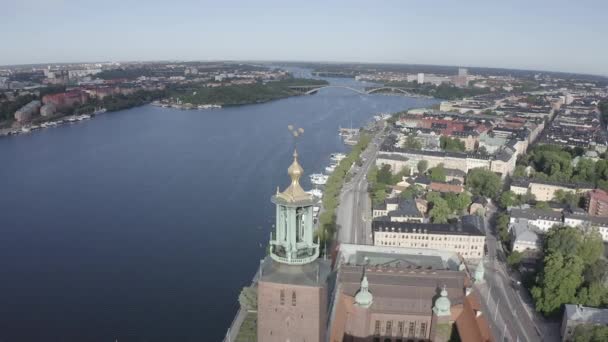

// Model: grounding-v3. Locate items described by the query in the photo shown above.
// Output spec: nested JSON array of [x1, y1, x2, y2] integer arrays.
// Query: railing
[[270, 250, 319, 265]]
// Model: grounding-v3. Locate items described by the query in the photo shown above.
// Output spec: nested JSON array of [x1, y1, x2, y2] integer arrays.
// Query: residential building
[[429, 181, 464, 194], [42, 90, 88, 110], [372, 198, 425, 223], [14, 100, 41, 122], [561, 305, 608, 341], [510, 178, 594, 202], [509, 208, 562, 232], [585, 189, 608, 217], [372, 215, 486, 260], [563, 210, 608, 241], [509, 218, 542, 256]]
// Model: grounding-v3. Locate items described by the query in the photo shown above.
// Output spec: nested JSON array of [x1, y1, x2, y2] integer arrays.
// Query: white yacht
[[310, 173, 329, 185], [325, 164, 336, 174], [330, 153, 346, 162], [307, 189, 323, 199]]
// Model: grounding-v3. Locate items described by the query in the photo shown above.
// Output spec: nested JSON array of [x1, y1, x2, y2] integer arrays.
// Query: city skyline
[[2, 0, 607, 76]]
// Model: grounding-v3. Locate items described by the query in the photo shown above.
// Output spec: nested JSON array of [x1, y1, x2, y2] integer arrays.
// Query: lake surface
[[0, 71, 437, 341]]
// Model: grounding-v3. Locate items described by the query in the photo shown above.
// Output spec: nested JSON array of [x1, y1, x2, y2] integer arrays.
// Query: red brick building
[[586, 189, 608, 217], [42, 90, 88, 110]]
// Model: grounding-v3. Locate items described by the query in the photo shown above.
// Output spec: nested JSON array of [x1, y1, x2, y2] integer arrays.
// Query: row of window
[[374, 320, 427, 338], [377, 240, 482, 250], [376, 241, 482, 256], [376, 233, 483, 243]]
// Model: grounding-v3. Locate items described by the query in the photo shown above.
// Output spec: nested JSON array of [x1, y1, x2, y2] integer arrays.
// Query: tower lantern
[[270, 149, 320, 265]]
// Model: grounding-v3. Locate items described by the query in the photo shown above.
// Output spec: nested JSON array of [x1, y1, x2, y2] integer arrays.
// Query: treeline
[[168, 78, 327, 106], [385, 81, 492, 100], [0, 93, 36, 122], [74, 89, 167, 114]]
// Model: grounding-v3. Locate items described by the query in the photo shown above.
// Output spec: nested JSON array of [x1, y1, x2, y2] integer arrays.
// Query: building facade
[[585, 189, 608, 217], [372, 216, 486, 260], [257, 150, 331, 342]]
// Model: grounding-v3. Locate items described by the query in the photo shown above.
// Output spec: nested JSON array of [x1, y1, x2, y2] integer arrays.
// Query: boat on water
[[93, 108, 107, 115], [373, 113, 392, 121], [330, 153, 346, 162], [325, 164, 336, 174], [307, 189, 323, 198], [310, 173, 329, 185]]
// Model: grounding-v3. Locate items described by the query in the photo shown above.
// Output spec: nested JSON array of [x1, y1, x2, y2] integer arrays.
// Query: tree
[[579, 229, 604, 266], [429, 197, 451, 224], [576, 282, 607, 307], [499, 190, 518, 209], [400, 184, 422, 200], [496, 213, 510, 242], [377, 164, 393, 184], [239, 286, 258, 311], [584, 259, 608, 284], [546, 226, 582, 257], [534, 201, 551, 211], [507, 251, 523, 267], [440, 136, 466, 152], [531, 253, 584, 316], [429, 164, 447, 182], [417, 160, 428, 174], [402, 134, 422, 149], [573, 324, 608, 342], [445, 192, 472, 214], [466, 168, 501, 198], [513, 165, 527, 178]]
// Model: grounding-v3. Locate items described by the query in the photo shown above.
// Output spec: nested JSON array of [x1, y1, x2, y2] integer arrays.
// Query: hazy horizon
[[2, 0, 607, 76]]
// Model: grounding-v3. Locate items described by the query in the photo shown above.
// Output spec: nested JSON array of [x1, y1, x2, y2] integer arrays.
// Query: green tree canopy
[[429, 164, 447, 182], [402, 134, 422, 149], [573, 324, 608, 342], [466, 168, 502, 198], [417, 160, 428, 174], [429, 197, 451, 224], [377, 164, 393, 184], [531, 253, 584, 316], [440, 136, 466, 152], [507, 251, 523, 267]]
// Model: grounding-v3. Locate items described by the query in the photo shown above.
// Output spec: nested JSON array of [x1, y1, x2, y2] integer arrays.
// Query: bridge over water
[[288, 85, 421, 97]]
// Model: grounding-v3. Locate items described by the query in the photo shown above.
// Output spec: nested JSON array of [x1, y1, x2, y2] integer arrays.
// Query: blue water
[[0, 74, 437, 341]]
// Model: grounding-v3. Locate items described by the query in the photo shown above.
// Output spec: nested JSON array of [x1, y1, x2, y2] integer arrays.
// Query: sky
[[1, 0, 607, 75]]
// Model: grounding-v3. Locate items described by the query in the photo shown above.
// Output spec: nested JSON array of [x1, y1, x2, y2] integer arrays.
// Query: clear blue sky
[[2, 0, 607, 75]]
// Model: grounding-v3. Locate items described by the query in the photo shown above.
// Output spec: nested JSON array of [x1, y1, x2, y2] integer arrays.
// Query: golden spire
[[277, 148, 312, 203]]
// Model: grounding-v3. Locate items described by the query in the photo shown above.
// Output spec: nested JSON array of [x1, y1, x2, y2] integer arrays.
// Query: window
[[374, 320, 381, 336], [386, 320, 393, 336], [420, 323, 427, 337], [280, 290, 285, 305], [397, 321, 404, 337], [292, 291, 297, 306], [408, 322, 415, 337]]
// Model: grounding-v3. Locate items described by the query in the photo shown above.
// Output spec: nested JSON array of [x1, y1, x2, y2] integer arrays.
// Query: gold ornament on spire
[[276, 125, 312, 203]]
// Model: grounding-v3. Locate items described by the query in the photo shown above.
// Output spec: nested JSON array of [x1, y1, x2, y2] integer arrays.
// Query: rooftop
[[565, 304, 608, 325]]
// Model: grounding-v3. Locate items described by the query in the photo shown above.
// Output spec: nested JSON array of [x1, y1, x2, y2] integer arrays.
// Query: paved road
[[480, 203, 559, 342], [336, 128, 385, 245]]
